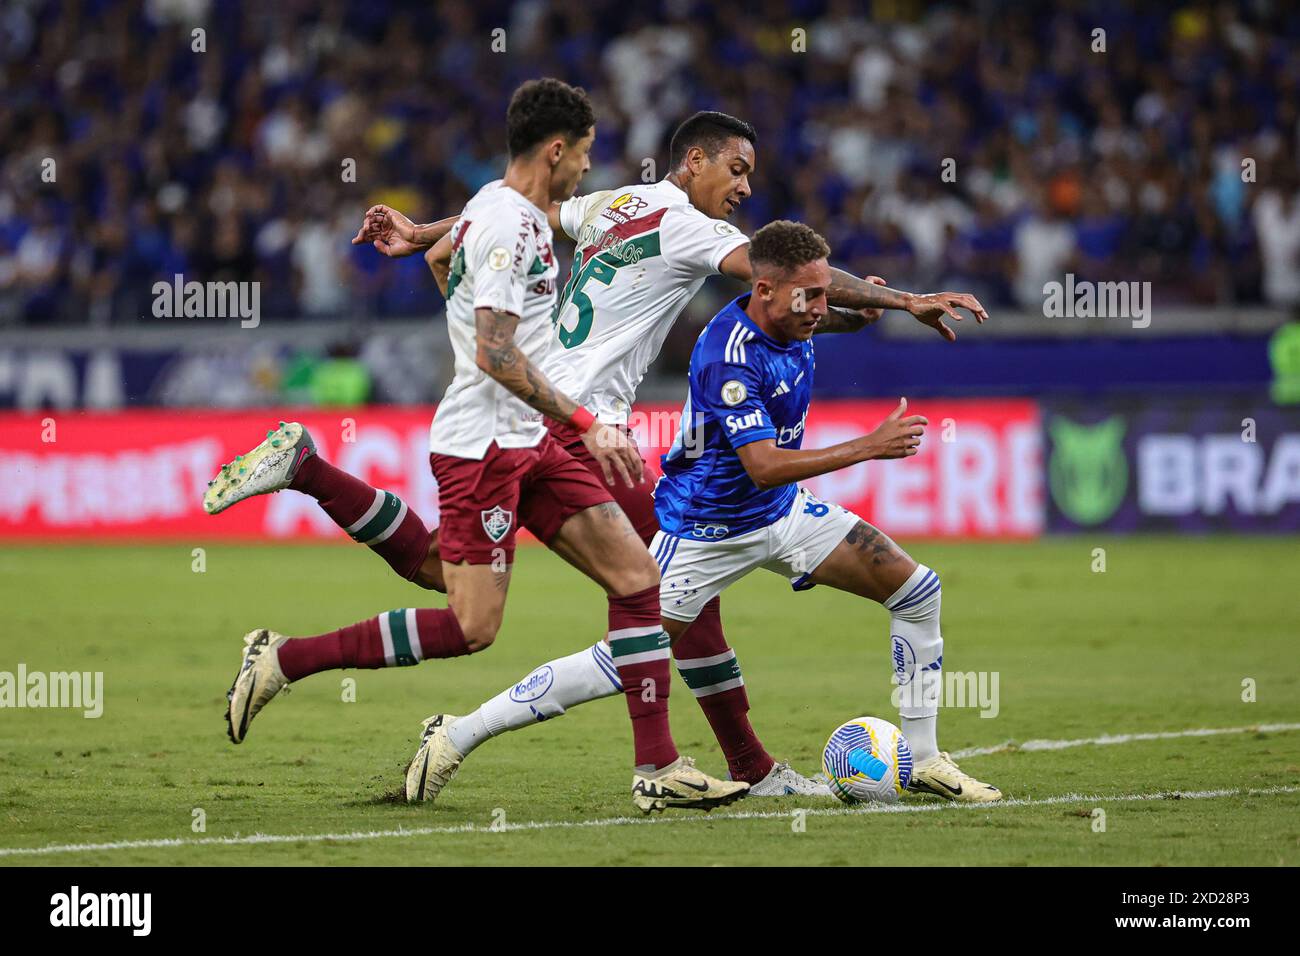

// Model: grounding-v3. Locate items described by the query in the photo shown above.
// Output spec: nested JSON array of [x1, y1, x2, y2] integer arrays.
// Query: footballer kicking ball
[[822, 716, 913, 804]]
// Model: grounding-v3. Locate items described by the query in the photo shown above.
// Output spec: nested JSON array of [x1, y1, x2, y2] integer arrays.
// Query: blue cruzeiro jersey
[[655, 294, 814, 540]]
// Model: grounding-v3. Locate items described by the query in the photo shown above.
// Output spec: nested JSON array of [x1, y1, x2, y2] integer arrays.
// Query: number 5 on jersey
[[553, 250, 617, 349]]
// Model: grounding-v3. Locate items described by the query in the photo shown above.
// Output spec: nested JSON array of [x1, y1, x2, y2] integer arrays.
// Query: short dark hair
[[506, 78, 596, 158], [749, 220, 831, 276], [668, 111, 757, 169]]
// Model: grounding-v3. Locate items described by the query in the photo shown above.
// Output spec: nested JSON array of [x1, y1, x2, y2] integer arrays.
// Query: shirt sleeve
[[558, 190, 616, 240], [467, 216, 532, 317], [696, 360, 774, 449], [663, 207, 750, 279]]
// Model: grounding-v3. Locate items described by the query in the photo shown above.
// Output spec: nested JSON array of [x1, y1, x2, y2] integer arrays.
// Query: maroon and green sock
[[278, 607, 469, 681], [289, 454, 432, 582]]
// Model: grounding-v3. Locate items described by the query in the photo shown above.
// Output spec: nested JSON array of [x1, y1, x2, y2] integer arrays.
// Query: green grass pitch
[[0, 537, 1297, 866]]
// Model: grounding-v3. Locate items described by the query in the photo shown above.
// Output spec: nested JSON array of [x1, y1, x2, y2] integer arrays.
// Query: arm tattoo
[[814, 306, 870, 335], [827, 268, 912, 311], [475, 309, 580, 424]]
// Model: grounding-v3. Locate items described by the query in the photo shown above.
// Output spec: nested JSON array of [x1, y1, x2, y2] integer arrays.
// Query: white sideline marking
[[1, 785, 1297, 858], [950, 722, 1300, 759]]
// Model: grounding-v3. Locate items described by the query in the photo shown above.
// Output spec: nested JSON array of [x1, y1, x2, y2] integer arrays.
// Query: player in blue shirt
[[653, 220, 1003, 802]]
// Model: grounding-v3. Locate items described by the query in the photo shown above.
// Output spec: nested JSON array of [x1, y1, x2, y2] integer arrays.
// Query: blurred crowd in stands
[[3, 0, 1300, 330]]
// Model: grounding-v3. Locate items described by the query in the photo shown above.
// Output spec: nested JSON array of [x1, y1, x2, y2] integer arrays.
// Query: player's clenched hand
[[862, 397, 927, 459], [582, 422, 644, 489], [905, 291, 989, 341], [351, 204, 424, 257]]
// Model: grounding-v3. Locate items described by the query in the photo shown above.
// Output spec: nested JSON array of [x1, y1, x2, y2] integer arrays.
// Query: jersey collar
[[657, 178, 689, 204], [724, 294, 804, 352]]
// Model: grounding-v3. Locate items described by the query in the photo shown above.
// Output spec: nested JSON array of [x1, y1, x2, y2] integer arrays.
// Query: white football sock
[[446, 641, 623, 756], [883, 564, 944, 765]]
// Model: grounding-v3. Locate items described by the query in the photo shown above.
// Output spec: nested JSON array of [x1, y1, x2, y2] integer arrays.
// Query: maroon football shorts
[[542, 419, 659, 545], [429, 431, 613, 565]]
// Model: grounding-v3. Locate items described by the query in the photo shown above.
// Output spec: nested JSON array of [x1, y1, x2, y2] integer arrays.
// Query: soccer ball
[[822, 716, 913, 804]]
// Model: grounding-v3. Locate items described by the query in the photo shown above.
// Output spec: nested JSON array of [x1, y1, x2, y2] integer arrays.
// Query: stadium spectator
[[3, 0, 1299, 325]]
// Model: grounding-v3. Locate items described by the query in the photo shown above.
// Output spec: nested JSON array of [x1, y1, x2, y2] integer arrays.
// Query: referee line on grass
[[950, 722, 1300, 759], [2, 785, 1298, 858]]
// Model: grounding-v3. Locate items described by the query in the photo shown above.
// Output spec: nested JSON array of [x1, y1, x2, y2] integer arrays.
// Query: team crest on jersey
[[605, 193, 648, 225], [721, 380, 748, 406], [481, 505, 513, 542]]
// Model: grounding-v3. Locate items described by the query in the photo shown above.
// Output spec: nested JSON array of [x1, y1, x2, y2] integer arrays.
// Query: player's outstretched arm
[[720, 246, 988, 339], [351, 204, 459, 257], [735, 398, 926, 489], [721, 247, 979, 338], [825, 268, 990, 341], [815, 275, 889, 334], [353, 201, 572, 254], [473, 308, 643, 488]]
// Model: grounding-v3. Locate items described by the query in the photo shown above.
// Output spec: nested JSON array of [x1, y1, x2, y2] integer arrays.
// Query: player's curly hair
[[669, 111, 757, 169], [748, 220, 831, 275], [506, 78, 596, 157]]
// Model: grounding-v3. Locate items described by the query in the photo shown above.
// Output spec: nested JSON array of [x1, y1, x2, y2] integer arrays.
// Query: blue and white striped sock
[[447, 641, 623, 756], [884, 563, 944, 764]]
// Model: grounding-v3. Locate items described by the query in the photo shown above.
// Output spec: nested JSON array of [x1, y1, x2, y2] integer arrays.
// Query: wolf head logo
[[1048, 415, 1129, 526]]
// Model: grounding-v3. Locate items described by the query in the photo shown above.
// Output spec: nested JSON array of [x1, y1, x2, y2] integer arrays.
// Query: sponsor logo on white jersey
[[605, 193, 648, 224]]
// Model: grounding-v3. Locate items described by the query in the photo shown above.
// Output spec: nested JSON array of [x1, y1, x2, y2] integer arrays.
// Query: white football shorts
[[650, 486, 859, 623]]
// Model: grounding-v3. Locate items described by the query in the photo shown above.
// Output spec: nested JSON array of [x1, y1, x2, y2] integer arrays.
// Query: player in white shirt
[[215, 79, 747, 814]]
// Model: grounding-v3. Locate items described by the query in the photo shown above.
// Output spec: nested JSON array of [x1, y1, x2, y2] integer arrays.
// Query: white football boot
[[203, 421, 315, 515], [745, 762, 834, 797], [405, 714, 465, 803], [225, 629, 290, 744], [907, 751, 1003, 802], [631, 756, 749, 813]]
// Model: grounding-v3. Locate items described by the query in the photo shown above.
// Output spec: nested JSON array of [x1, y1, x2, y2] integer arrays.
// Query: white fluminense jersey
[[544, 179, 749, 424], [429, 180, 560, 460]]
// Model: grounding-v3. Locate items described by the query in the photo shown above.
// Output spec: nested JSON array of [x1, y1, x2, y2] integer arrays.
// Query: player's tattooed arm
[[473, 309, 643, 487], [474, 309, 580, 422], [826, 268, 913, 311], [735, 398, 927, 489], [722, 251, 889, 333], [827, 268, 990, 341], [814, 306, 878, 335]]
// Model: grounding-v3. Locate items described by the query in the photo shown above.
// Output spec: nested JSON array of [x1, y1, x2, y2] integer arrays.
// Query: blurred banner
[[1044, 396, 1300, 533], [0, 400, 1041, 540]]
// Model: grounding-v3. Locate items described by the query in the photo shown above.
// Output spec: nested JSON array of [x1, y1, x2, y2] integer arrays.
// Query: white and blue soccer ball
[[822, 716, 913, 804]]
